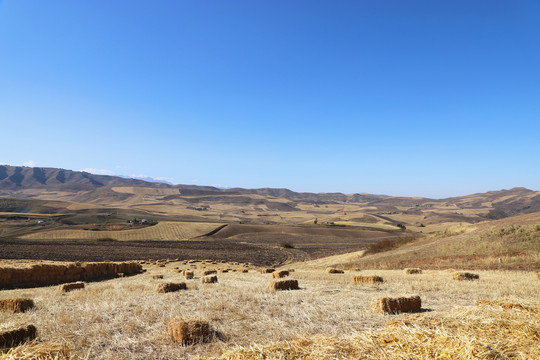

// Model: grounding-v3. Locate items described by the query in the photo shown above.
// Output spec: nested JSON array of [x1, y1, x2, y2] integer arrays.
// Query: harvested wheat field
[[0, 264, 538, 359]]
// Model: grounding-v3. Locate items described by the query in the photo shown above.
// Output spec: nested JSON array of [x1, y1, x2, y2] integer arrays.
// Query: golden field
[[1, 260, 538, 359]]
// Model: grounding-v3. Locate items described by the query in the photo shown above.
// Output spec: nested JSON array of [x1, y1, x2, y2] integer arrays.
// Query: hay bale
[[219, 269, 229, 273], [0, 298, 35, 313], [326, 267, 344, 274], [157, 282, 187, 293], [268, 279, 299, 291], [537, 272, 540, 280], [201, 276, 218, 284], [372, 295, 421, 314], [272, 270, 289, 279], [259, 268, 275, 274], [167, 319, 211, 345], [352, 275, 383, 285], [404, 268, 422, 274], [0, 325, 37, 348], [240, 269, 248, 273], [453, 272, 479, 281], [152, 275, 164, 279], [184, 271, 194, 280], [202, 270, 217, 276], [59, 282, 85, 293]]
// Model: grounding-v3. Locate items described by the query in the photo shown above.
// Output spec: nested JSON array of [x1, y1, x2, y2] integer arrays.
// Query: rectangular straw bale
[[167, 319, 210, 345], [372, 295, 421, 314], [268, 279, 299, 291], [326, 267, 344, 274], [0, 325, 37, 348], [240, 269, 248, 273], [272, 270, 289, 279], [184, 271, 194, 280], [259, 268, 275, 274], [453, 272, 479, 280], [352, 275, 383, 285], [219, 269, 229, 273], [537, 272, 540, 280], [59, 282, 85, 293], [157, 282, 187, 293], [202, 270, 217, 275], [0, 298, 35, 313], [404, 268, 422, 274], [152, 275, 164, 279], [201, 275, 218, 284]]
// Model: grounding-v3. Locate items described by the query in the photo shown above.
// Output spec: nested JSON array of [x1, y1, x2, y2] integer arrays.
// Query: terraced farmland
[[20, 221, 224, 241]]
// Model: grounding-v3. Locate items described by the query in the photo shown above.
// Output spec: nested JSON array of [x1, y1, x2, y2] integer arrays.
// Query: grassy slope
[[301, 212, 540, 271]]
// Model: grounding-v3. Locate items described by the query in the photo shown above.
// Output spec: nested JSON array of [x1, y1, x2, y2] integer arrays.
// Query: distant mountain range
[[1, 164, 539, 221]]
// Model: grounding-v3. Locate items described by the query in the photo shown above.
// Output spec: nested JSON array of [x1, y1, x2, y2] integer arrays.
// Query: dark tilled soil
[[0, 226, 404, 266]]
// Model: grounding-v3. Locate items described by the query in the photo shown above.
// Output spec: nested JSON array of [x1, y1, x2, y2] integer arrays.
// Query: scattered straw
[[0, 341, 71, 360], [476, 300, 537, 313]]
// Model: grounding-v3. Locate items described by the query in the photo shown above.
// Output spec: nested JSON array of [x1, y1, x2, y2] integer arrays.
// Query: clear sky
[[1, 0, 539, 198]]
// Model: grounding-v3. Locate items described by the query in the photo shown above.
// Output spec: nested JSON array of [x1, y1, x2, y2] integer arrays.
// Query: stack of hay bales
[[58, 282, 85, 293], [326, 268, 344, 274], [201, 276, 218, 284], [272, 270, 289, 279], [453, 272, 479, 280], [157, 282, 187, 293], [404, 268, 422, 274], [0, 298, 35, 313], [372, 295, 421, 314], [268, 279, 299, 291], [352, 275, 383, 285], [0, 325, 37, 348], [167, 319, 211, 345], [0, 262, 142, 290]]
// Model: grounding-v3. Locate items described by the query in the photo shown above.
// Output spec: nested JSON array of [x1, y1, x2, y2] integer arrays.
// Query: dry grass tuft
[[156, 282, 187, 293], [453, 272, 480, 280], [0, 341, 71, 360], [404, 268, 422, 274], [206, 304, 540, 360], [476, 300, 537, 313], [0, 325, 37, 348], [58, 282, 85, 293], [201, 276, 218, 284], [268, 279, 299, 291], [167, 319, 211, 345], [0, 298, 35, 313], [351, 275, 383, 285], [272, 270, 289, 279], [371, 295, 421, 314], [325, 267, 344, 274]]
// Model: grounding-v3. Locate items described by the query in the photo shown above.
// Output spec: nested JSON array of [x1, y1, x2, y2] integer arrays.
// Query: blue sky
[[1, 0, 539, 198]]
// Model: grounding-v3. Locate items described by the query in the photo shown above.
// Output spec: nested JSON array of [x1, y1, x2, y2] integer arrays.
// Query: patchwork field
[[0, 260, 538, 359]]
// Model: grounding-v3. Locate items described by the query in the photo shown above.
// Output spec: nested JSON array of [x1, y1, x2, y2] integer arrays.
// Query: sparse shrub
[[404, 268, 422, 274], [279, 241, 295, 249], [453, 272, 479, 281], [96, 237, 116, 242], [397, 223, 406, 230], [371, 296, 421, 314], [326, 267, 344, 274]]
